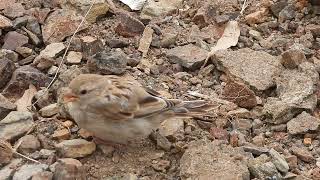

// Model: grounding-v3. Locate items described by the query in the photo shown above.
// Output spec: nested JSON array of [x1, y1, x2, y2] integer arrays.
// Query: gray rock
[[279, 5, 296, 23], [3, 3, 25, 19], [13, 164, 48, 180], [0, 57, 15, 89], [17, 135, 41, 154], [291, 146, 314, 163], [22, 27, 41, 46], [0, 111, 34, 141], [150, 130, 172, 151], [212, 48, 282, 91], [55, 139, 96, 158], [287, 111, 320, 135], [166, 44, 208, 70], [269, 149, 289, 173], [87, 50, 128, 75], [31, 171, 53, 180], [0, 49, 19, 62], [243, 145, 269, 156], [248, 154, 281, 179], [270, 1, 287, 17], [0, 94, 16, 120], [39, 103, 59, 117], [180, 140, 250, 180], [0, 159, 23, 180]]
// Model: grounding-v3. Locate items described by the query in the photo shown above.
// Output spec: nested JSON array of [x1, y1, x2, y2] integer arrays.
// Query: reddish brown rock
[[222, 81, 257, 109], [192, 5, 216, 28], [281, 49, 306, 69], [42, 9, 88, 43], [210, 127, 229, 140], [80, 36, 103, 58], [2, 65, 50, 99], [245, 8, 268, 24], [53, 158, 86, 180], [2, 31, 29, 51], [115, 12, 145, 37], [27, 7, 51, 24], [291, 146, 314, 162]]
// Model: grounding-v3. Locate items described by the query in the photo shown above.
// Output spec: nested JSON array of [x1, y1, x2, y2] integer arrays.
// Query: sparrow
[[63, 74, 213, 145]]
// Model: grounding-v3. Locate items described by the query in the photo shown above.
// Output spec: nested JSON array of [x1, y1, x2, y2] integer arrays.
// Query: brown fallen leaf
[[201, 20, 240, 68], [15, 84, 37, 112]]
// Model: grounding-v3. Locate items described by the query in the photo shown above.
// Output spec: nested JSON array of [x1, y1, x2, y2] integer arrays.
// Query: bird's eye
[[80, 89, 87, 95]]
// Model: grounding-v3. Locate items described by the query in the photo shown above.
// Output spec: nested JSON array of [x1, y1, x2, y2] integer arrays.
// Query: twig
[[14, 151, 41, 164], [31, 2, 95, 108]]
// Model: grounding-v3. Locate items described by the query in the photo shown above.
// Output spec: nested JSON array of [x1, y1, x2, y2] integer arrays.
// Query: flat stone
[[13, 164, 48, 180], [39, 42, 65, 58], [2, 31, 29, 51], [39, 103, 59, 117], [15, 47, 33, 58], [0, 94, 16, 120], [3, 3, 25, 19], [287, 111, 320, 135], [22, 27, 41, 46], [0, 14, 13, 29], [138, 26, 154, 57], [269, 148, 289, 173], [66, 51, 82, 64], [291, 146, 314, 162], [213, 48, 282, 91], [115, 12, 145, 37], [180, 140, 250, 180], [2, 65, 50, 99], [166, 44, 208, 70], [0, 111, 34, 141], [87, 50, 128, 75], [58, 0, 109, 23], [0, 57, 15, 89], [55, 139, 96, 158], [243, 145, 269, 156], [106, 38, 129, 48], [42, 9, 88, 43], [17, 135, 41, 154], [141, 0, 182, 20], [222, 81, 257, 108]]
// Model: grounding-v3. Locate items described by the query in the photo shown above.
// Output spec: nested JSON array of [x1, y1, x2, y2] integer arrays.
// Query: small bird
[[64, 74, 213, 145]]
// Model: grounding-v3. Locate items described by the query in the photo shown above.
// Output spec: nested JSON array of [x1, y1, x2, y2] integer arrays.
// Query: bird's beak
[[63, 92, 79, 103]]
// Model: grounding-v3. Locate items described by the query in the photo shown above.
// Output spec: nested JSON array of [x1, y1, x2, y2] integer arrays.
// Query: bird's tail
[[169, 100, 216, 117]]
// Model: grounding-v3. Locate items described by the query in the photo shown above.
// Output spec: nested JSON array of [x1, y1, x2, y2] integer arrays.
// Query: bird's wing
[[88, 76, 180, 121]]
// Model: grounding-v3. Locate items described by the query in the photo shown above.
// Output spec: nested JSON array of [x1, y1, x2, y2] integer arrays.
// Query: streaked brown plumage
[[64, 74, 213, 144]]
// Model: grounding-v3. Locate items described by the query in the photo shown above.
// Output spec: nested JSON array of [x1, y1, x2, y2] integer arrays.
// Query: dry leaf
[[202, 20, 240, 68], [0, 139, 13, 165], [15, 84, 37, 112]]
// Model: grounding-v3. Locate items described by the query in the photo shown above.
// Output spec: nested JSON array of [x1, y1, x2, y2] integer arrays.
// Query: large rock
[[2, 65, 50, 99], [3, 3, 25, 19], [87, 50, 128, 75], [59, 0, 109, 23], [0, 159, 23, 179], [212, 48, 282, 91], [287, 111, 320, 135], [166, 44, 208, 70], [2, 31, 29, 51], [180, 140, 250, 180], [0, 111, 34, 141], [263, 62, 318, 124], [42, 9, 88, 43], [0, 57, 15, 89]]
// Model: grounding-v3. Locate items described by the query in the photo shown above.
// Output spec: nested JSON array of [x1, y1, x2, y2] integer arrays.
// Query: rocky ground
[[0, 0, 320, 179]]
